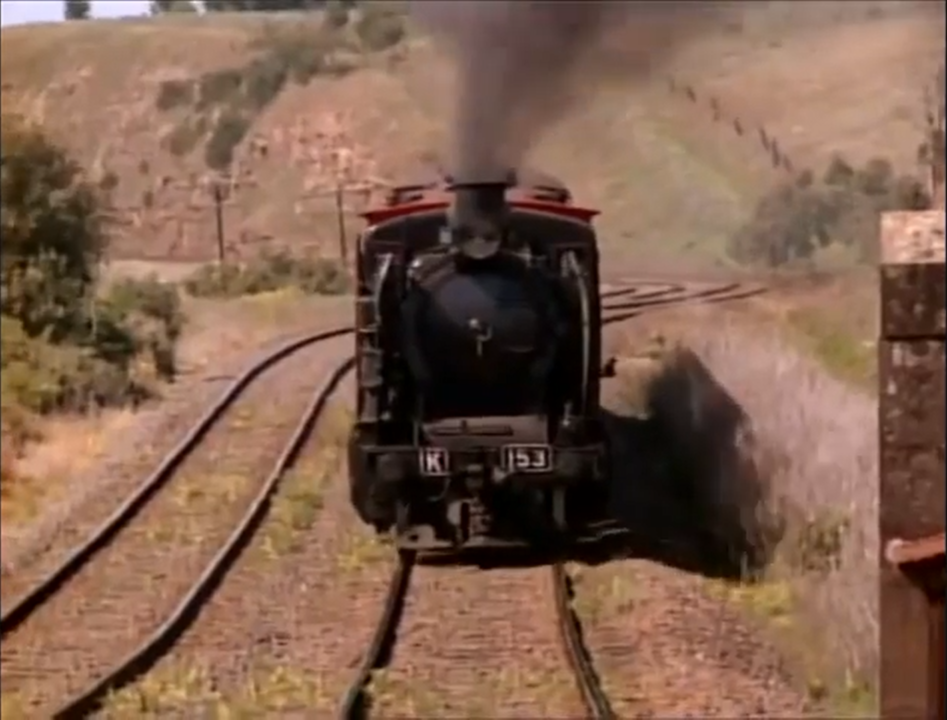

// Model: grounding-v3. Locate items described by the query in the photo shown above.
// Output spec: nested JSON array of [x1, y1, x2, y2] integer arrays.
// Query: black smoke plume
[[410, 0, 738, 180]]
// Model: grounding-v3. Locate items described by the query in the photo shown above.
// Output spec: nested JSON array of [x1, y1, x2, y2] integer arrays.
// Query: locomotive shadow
[[419, 352, 783, 577], [588, 349, 783, 581]]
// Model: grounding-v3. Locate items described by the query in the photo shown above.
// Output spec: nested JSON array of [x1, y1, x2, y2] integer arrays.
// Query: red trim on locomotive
[[360, 199, 600, 227]]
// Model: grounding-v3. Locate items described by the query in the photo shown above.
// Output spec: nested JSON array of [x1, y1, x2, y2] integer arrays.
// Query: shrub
[[323, 0, 350, 29], [94, 275, 185, 383], [155, 78, 194, 112], [729, 153, 930, 267], [1, 113, 106, 341], [183, 251, 351, 298], [1, 276, 184, 420], [195, 68, 244, 111], [355, 3, 406, 52], [163, 116, 208, 157], [241, 55, 289, 111], [1, 115, 185, 429], [203, 111, 252, 171]]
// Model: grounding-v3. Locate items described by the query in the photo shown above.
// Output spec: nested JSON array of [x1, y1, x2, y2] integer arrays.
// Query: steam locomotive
[[348, 166, 612, 551]]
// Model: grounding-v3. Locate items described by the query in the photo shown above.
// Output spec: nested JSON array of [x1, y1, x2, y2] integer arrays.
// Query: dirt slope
[[0, 3, 941, 268]]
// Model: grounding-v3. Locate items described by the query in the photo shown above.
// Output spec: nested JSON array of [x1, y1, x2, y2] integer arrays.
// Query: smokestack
[[447, 174, 512, 259]]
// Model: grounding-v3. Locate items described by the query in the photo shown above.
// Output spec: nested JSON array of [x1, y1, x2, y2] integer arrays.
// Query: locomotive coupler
[[447, 498, 489, 545]]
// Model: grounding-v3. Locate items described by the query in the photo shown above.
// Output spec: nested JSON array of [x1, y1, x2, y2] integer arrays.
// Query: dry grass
[[260, 401, 351, 559], [0, 4, 940, 269], [616, 313, 877, 700], [570, 567, 640, 627], [174, 287, 351, 380], [750, 270, 878, 388], [366, 660, 579, 718], [0, 287, 351, 553], [99, 659, 333, 717], [0, 409, 139, 529]]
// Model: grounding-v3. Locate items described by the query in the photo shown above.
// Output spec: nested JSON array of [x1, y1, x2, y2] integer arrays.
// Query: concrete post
[[879, 210, 945, 719]]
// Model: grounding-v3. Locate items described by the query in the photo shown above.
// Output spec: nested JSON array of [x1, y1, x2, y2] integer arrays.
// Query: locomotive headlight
[[448, 214, 503, 260], [447, 179, 509, 261], [458, 233, 502, 260]]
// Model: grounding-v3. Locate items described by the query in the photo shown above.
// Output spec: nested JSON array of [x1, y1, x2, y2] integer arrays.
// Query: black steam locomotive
[[348, 167, 611, 551]]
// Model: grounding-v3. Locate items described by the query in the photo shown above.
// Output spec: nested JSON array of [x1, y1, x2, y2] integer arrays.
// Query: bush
[[1, 115, 186, 450], [183, 251, 351, 298], [195, 68, 244, 111], [323, 0, 350, 29], [729, 153, 931, 267], [1, 276, 183, 416], [241, 55, 289, 111], [94, 275, 185, 383], [355, 3, 406, 52], [1, 113, 106, 341], [155, 78, 195, 112], [203, 111, 252, 171], [163, 116, 208, 157]]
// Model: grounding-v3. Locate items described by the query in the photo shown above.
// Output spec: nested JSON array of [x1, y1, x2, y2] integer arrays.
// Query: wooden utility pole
[[335, 182, 348, 268], [212, 181, 226, 265]]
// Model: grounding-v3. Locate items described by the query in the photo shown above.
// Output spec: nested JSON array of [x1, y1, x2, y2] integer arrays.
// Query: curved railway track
[[337, 277, 766, 720], [0, 278, 764, 719], [0, 329, 354, 718]]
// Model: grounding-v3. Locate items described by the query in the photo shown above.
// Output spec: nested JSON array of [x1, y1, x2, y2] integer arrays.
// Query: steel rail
[[602, 281, 767, 323], [52, 356, 357, 719], [337, 550, 417, 720], [6, 278, 766, 719], [336, 278, 766, 720], [552, 562, 617, 719], [0, 326, 353, 637]]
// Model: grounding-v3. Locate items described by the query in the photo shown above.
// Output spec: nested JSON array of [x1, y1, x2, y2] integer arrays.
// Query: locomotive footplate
[[364, 443, 607, 486]]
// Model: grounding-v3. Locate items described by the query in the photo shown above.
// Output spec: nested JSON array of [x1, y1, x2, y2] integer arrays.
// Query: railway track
[[0, 329, 355, 718], [336, 278, 766, 719], [0, 278, 764, 718], [339, 552, 615, 719]]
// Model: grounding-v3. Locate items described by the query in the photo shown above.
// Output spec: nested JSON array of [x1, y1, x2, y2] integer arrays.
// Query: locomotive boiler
[[348, 167, 611, 551]]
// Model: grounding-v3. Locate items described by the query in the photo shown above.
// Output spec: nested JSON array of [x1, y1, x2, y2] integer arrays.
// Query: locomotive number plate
[[502, 444, 553, 473], [418, 447, 450, 476]]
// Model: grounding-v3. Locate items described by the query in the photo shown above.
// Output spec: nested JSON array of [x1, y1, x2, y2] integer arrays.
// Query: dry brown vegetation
[[614, 310, 878, 707]]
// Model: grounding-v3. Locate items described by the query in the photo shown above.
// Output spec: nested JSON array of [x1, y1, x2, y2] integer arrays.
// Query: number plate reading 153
[[503, 444, 553, 473]]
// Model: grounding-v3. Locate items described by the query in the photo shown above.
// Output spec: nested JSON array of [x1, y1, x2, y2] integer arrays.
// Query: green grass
[[786, 309, 876, 389]]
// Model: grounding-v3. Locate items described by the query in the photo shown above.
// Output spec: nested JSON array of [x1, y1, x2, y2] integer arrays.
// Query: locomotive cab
[[349, 168, 610, 552]]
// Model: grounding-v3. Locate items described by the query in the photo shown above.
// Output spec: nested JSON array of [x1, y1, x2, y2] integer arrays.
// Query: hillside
[[0, 2, 942, 270]]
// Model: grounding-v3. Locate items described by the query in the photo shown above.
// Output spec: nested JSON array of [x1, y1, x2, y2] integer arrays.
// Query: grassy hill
[[0, 2, 941, 270]]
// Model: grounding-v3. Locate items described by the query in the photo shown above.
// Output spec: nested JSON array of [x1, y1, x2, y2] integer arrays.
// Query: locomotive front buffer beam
[[362, 440, 610, 551], [365, 442, 607, 490]]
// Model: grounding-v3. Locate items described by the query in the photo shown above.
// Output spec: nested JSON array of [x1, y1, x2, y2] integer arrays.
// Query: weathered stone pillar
[[879, 210, 945, 720]]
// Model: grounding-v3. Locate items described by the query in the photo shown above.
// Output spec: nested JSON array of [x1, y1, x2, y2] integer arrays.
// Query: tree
[[151, 0, 198, 13], [1, 113, 107, 340], [203, 0, 343, 12], [1, 114, 185, 418], [728, 154, 931, 268], [64, 0, 91, 20], [323, 0, 350, 28]]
